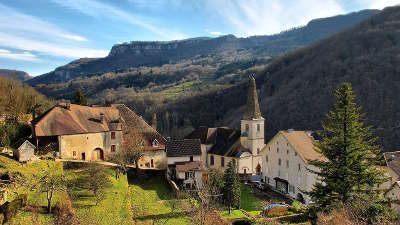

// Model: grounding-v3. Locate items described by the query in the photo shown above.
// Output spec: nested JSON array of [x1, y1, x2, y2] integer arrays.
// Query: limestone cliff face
[[27, 9, 378, 86]]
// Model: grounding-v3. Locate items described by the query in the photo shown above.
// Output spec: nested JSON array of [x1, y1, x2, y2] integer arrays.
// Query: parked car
[[250, 180, 264, 189]]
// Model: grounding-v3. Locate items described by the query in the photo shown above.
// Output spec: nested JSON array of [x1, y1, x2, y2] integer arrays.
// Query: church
[[186, 75, 265, 176]]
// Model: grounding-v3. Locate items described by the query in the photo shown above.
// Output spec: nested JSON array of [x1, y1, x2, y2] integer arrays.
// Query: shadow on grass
[[127, 170, 172, 200], [135, 210, 193, 221]]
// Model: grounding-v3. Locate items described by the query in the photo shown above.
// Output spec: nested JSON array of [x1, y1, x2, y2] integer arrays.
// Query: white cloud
[[0, 3, 87, 42], [210, 31, 223, 36], [0, 3, 108, 59], [0, 33, 108, 58], [201, 0, 345, 36], [367, 0, 400, 9], [0, 49, 39, 62], [51, 0, 186, 40]]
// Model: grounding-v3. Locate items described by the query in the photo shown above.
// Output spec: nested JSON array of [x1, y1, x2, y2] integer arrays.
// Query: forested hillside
[[158, 6, 400, 150]]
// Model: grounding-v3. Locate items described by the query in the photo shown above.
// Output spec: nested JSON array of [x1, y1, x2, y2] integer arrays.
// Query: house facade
[[185, 76, 264, 176], [261, 130, 326, 204], [32, 103, 166, 169], [12, 139, 35, 162], [166, 139, 205, 189]]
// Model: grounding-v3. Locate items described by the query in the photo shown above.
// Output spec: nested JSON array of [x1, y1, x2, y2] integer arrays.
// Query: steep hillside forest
[[159, 6, 400, 150], [0, 77, 51, 121]]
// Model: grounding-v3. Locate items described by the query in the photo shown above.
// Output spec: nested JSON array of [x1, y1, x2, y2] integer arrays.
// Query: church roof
[[243, 75, 262, 120]]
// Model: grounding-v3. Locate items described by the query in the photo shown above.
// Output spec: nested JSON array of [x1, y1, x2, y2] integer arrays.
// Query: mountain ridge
[[27, 9, 379, 86]]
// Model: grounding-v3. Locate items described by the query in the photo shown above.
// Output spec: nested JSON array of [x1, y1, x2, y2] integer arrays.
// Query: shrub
[[54, 195, 79, 225], [291, 200, 302, 212]]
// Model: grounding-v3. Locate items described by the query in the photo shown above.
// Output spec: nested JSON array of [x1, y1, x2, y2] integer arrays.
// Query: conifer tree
[[72, 89, 87, 106], [308, 82, 386, 212], [222, 161, 240, 214]]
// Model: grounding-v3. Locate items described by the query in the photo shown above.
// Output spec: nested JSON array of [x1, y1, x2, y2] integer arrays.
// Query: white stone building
[[261, 130, 327, 204]]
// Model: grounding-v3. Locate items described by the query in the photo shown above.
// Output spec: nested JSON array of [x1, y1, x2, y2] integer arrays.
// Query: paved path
[[55, 158, 136, 168]]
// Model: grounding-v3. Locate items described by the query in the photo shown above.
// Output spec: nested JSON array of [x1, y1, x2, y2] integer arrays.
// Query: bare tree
[[35, 163, 66, 213], [122, 130, 145, 177], [86, 163, 111, 206]]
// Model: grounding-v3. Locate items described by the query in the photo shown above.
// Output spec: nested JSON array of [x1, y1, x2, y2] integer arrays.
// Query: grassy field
[[0, 155, 133, 225], [129, 176, 193, 225], [64, 166, 133, 225], [0, 155, 64, 225]]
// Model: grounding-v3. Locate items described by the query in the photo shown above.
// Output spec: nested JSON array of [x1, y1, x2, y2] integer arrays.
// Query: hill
[[27, 9, 378, 86], [158, 6, 400, 150], [0, 69, 31, 81]]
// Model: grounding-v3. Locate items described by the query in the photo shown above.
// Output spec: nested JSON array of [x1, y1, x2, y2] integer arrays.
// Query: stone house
[[185, 76, 265, 176], [12, 139, 35, 162], [166, 139, 205, 189], [383, 151, 400, 212], [32, 103, 166, 169], [261, 130, 327, 204]]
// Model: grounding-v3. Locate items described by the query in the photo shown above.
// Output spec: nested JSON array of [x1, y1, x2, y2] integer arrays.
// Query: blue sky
[[0, 0, 399, 76]]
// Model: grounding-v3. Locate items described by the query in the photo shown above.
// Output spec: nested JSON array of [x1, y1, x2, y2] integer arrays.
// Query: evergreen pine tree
[[308, 82, 386, 212], [222, 161, 240, 214], [72, 89, 87, 106]]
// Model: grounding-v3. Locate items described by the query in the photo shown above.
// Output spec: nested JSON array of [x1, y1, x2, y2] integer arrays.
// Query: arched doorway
[[92, 148, 104, 161], [297, 193, 305, 204], [256, 164, 261, 175]]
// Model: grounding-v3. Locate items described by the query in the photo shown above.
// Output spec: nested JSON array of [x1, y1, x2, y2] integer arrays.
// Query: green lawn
[[129, 176, 192, 225], [0, 156, 132, 225], [64, 167, 133, 225], [220, 184, 264, 220], [0, 155, 63, 225], [240, 184, 263, 215]]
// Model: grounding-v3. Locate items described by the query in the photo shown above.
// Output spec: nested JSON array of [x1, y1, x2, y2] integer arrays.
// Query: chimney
[[152, 112, 157, 130], [99, 113, 104, 123]]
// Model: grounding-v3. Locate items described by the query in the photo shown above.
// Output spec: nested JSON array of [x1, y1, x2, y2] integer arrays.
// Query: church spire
[[243, 74, 262, 120]]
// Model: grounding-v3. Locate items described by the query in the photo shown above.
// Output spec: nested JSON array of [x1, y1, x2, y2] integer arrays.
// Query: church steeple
[[243, 75, 262, 120]]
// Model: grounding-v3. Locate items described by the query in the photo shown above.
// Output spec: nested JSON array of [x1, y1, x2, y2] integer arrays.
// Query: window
[[295, 152, 298, 156], [278, 158, 281, 166], [289, 185, 295, 193], [185, 172, 194, 179], [298, 163, 301, 171], [257, 148, 260, 155], [257, 124, 260, 132], [73, 151, 76, 157], [277, 141, 279, 145], [151, 159, 154, 168], [111, 145, 116, 152], [268, 146, 270, 151], [111, 132, 116, 139], [277, 148, 279, 153], [266, 155, 268, 162], [221, 157, 225, 167], [232, 159, 236, 165], [245, 124, 249, 132], [268, 177, 270, 184], [190, 156, 193, 162], [152, 139, 159, 147], [210, 155, 214, 165], [244, 169, 247, 174], [287, 149, 289, 154], [286, 160, 289, 168]]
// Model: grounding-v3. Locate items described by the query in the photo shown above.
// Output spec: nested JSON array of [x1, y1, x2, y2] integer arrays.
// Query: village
[[0, 75, 399, 225]]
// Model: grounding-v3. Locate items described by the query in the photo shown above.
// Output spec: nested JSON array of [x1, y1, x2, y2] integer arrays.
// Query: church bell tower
[[240, 75, 265, 157]]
